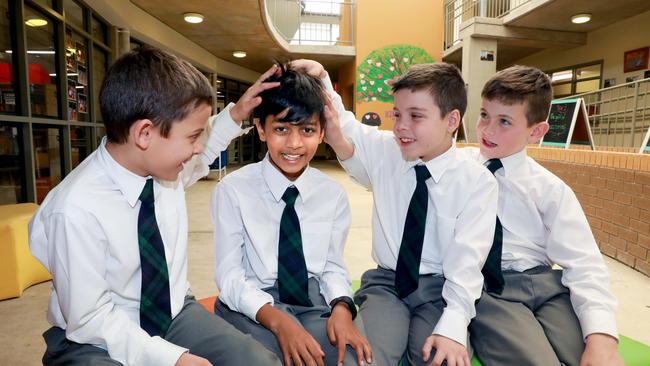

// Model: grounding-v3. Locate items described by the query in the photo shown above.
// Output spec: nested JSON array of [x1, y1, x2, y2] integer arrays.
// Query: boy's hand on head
[[322, 95, 354, 160], [175, 353, 213, 366], [230, 64, 281, 123], [580, 333, 624, 366], [290, 59, 327, 79], [326, 303, 373, 366], [422, 334, 470, 366]]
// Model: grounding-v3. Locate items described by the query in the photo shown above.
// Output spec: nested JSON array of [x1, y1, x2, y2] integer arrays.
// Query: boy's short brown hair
[[99, 46, 214, 143], [392, 62, 467, 119], [482, 65, 552, 126]]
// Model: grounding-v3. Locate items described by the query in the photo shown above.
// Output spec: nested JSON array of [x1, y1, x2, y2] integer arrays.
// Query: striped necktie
[[395, 165, 431, 298], [483, 159, 505, 294], [138, 178, 172, 336], [278, 186, 313, 307]]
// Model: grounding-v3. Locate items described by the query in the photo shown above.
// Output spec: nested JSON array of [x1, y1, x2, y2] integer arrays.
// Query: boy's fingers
[[256, 64, 277, 84], [336, 339, 346, 366], [432, 350, 445, 366], [422, 338, 433, 361], [326, 323, 336, 345]]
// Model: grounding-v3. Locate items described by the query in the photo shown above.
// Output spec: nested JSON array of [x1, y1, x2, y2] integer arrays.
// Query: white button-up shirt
[[29, 104, 246, 366], [211, 155, 353, 321], [459, 147, 619, 340], [323, 77, 498, 346]]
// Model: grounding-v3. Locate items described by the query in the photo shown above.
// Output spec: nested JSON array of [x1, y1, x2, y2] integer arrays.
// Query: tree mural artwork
[[356, 44, 435, 103]]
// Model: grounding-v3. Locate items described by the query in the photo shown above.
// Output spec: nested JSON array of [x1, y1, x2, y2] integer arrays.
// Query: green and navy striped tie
[[483, 159, 505, 294], [278, 186, 313, 307], [138, 178, 172, 336], [395, 165, 431, 298]]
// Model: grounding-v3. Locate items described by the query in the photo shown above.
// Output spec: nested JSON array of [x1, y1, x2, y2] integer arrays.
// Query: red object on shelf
[[0, 63, 52, 84]]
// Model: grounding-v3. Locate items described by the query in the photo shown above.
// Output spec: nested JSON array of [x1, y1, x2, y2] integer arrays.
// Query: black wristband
[[329, 296, 357, 320]]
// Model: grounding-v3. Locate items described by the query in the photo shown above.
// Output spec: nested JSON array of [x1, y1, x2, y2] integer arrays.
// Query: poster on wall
[[68, 101, 77, 121], [77, 65, 87, 86], [356, 44, 434, 104], [67, 80, 77, 100], [78, 94, 87, 114], [623, 46, 649, 73], [75, 42, 86, 65]]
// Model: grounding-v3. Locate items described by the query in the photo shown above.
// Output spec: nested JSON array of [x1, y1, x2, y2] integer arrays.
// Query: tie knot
[[282, 186, 299, 206], [139, 179, 154, 205], [414, 165, 431, 182], [485, 159, 503, 175]]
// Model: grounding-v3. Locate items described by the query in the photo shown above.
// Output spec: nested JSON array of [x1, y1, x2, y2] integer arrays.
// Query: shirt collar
[[402, 143, 456, 184], [261, 153, 314, 203], [479, 148, 527, 177], [98, 137, 153, 208]]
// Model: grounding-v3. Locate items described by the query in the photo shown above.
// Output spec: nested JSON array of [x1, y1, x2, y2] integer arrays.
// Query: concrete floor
[[1, 160, 649, 365]]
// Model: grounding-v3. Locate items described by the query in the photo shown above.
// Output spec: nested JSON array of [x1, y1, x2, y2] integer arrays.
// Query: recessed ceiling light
[[183, 12, 204, 24], [571, 13, 591, 24], [25, 16, 48, 27], [233, 51, 247, 58]]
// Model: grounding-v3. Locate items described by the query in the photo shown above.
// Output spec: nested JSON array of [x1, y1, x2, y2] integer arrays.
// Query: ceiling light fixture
[[25, 16, 48, 27], [183, 12, 204, 24], [233, 51, 246, 58], [571, 13, 591, 24]]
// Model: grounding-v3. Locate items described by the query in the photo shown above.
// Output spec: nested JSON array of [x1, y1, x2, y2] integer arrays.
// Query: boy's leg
[[42, 327, 122, 366], [296, 279, 359, 366], [469, 272, 560, 366], [354, 268, 411, 366], [533, 270, 584, 366], [405, 275, 446, 366], [165, 296, 281, 366]]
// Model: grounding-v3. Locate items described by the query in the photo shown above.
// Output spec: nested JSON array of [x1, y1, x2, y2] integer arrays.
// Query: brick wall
[[459, 144, 650, 276]]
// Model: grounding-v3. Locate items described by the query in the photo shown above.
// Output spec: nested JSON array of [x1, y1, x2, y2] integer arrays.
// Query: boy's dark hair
[[99, 46, 214, 143], [392, 62, 467, 119], [481, 65, 553, 126], [254, 63, 325, 128]]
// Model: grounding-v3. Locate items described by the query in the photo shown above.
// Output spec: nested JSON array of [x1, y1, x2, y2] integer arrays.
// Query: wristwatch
[[329, 296, 357, 320]]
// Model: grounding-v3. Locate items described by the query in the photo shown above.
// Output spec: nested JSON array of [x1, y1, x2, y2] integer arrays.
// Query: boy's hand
[[422, 334, 470, 366], [175, 353, 212, 366], [290, 59, 327, 79], [322, 95, 354, 160], [326, 303, 373, 366], [580, 333, 624, 366], [230, 64, 281, 123]]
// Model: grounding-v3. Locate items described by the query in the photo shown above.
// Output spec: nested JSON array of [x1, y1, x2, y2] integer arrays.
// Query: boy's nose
[[194, 142, 204, 155], [287, 131, 303, 148]]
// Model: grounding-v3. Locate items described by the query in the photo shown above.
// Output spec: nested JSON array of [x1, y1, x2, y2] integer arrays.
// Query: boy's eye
[[274, 126, 288, 133], [302, 127, 315, 134], [479, 112, 488, 119], [411, 114, 423, 119], [500, 119, 511, 126]]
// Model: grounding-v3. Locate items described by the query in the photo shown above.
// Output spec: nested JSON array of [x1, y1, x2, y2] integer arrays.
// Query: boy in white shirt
[[29, 47, 282, 366], [294, 60, 498, 366], [461, 65, 622, 366], [211, 64, 372, 366]]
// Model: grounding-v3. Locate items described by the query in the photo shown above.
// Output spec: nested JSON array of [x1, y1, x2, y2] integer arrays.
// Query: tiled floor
[[0, 161, 648, 365]]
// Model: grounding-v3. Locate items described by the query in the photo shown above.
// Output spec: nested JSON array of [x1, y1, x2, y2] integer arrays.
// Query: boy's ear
[[255, 120, 267, 142], [528, 121, 549, 144], [446, 109, 461, 134], [131, 119, 155, 150]]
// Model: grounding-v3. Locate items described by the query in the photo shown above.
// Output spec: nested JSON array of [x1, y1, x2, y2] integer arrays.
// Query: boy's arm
[[210, 182, 274, 320], [39, 210, 187, 366], [542, 183, 618, 341], [435, 171, 498, 346], [180, 65, 280, 188]]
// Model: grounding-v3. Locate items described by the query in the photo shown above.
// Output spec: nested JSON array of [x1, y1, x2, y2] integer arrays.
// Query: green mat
[[350, 281, 650, 365]]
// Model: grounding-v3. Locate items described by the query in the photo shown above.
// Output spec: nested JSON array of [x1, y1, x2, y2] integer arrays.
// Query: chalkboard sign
[[540, 98, 594, 149], [640, 126, 650, 153]]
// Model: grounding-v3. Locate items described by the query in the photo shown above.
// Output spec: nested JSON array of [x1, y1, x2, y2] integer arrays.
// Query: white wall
[[514, 10, 650, 87]]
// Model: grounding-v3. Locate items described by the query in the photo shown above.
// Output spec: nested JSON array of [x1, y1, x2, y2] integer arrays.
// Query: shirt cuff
[[239, 289, 275, 323], [432, 308, 470, 347], [201, 103, 248, 166], [321, 74, 335, 93], [579, 308, 619, 341], [140, 336, 188, 366]]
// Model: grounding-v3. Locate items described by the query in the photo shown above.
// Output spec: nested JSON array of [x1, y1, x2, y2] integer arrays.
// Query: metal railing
[[267, 0, 355, 46], [559, 78, 650, 150], [444, 0, 531, 50]]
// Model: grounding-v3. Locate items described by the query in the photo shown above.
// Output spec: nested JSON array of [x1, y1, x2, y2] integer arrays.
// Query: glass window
[[25, 6, 59, 118], [576, 79, 600, 94], [65, 28, 88, 121], [33, 125, 63, 203], [553, 83, 572, 97], [70, 126, 91, 168], [576, 64, 601, 80], [92, 46, 107, 122], [0, 0, 16, 114], [63, 0, 84, 29], [91, 16, 107, 44], [0, 123, 26, 204]]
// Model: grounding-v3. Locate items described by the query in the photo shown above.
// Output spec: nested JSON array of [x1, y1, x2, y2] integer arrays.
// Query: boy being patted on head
[[293, 60, 498, 366], [29, 46, 283, 366], [211, 63, 372, 366], [461, 65, 622, 366]]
